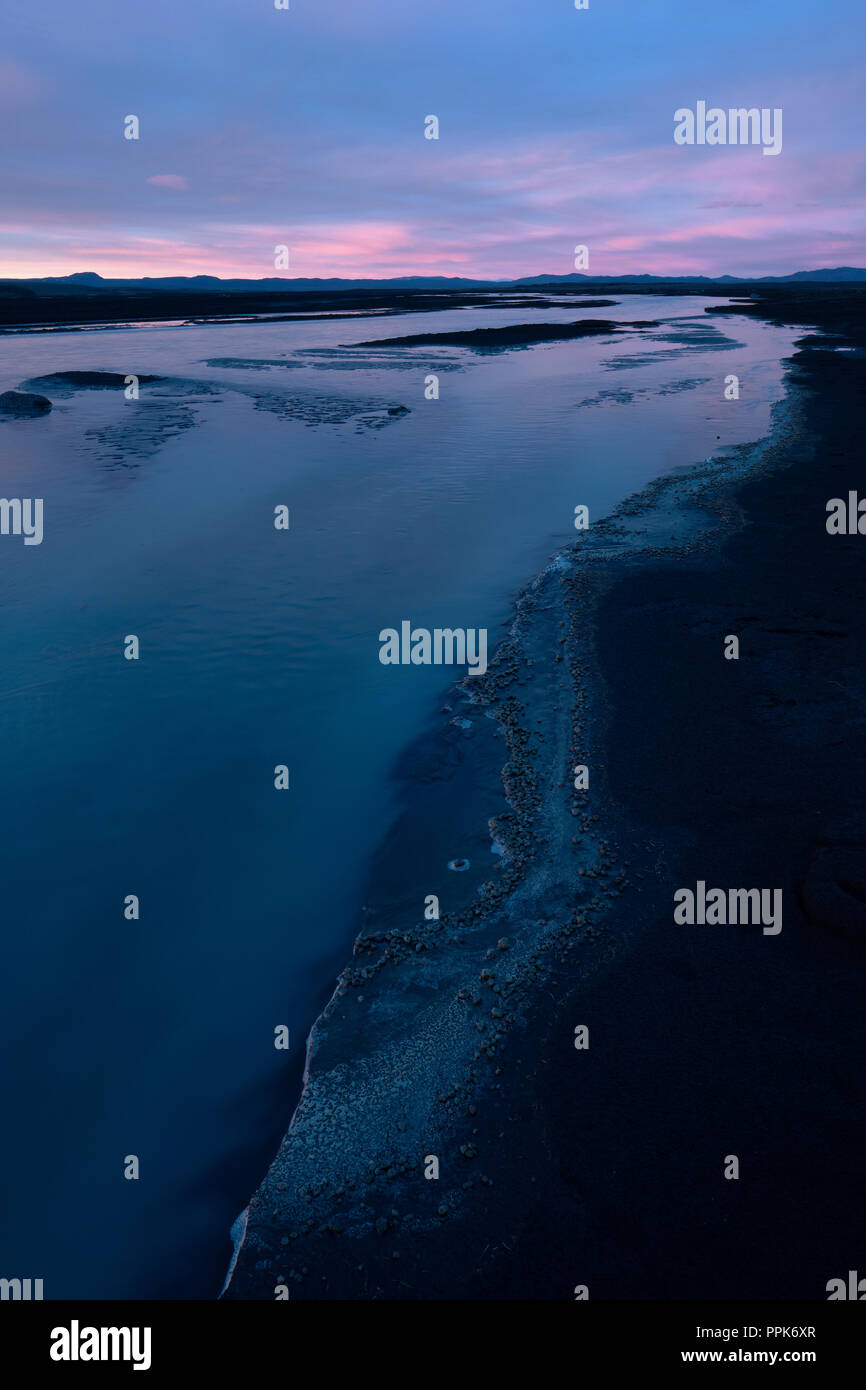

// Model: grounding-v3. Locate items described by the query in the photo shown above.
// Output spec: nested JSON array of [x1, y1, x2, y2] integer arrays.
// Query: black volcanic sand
[[224, 287, 866, 1300], [353, 315, 621, 350], [0, 283, 620, 332], [20, 370, 165, 392]]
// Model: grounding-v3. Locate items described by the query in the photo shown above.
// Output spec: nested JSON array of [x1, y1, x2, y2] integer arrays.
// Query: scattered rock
[[0, 390, 51, 417]]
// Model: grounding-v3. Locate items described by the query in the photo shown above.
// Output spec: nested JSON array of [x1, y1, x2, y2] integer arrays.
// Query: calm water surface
[[0, 296, 800, 1295]]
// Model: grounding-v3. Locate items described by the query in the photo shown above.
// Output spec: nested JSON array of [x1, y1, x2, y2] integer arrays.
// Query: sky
[[1, 0, 864, 280]]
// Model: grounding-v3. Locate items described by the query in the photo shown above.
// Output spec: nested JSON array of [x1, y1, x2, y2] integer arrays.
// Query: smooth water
[[0, 296, 799, 1296]]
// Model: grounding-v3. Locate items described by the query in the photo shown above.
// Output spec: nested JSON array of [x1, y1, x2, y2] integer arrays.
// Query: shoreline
[[221, 288, 865, 1299], [0, 280, 856, 336]]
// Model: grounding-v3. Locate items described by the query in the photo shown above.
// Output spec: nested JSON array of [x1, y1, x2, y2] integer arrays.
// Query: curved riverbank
[[223, 290, 866, 1299]]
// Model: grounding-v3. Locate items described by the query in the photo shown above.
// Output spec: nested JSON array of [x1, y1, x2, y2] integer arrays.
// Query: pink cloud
[[0, 131, 863, 280], [147, 175, 190, 191], [0, 60, 46, 106]]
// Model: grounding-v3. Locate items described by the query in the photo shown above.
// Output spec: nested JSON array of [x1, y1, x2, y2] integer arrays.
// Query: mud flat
[[353, 314, 621, 350], [223, 288, 866, 1300]]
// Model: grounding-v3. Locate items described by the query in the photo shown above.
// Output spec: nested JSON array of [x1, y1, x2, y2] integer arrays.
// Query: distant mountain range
[[5, 267, 866, 293]]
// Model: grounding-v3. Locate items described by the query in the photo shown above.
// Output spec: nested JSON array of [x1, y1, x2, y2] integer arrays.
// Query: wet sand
[[223, 286, 866, 1300]]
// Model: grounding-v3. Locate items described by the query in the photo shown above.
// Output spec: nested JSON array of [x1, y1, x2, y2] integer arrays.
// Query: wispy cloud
[[146, 174, 190, 191], [0, 0, 863, 278]]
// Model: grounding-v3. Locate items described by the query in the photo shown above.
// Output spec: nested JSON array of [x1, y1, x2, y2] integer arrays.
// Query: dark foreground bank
[[224, 286, 866, 1300]]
